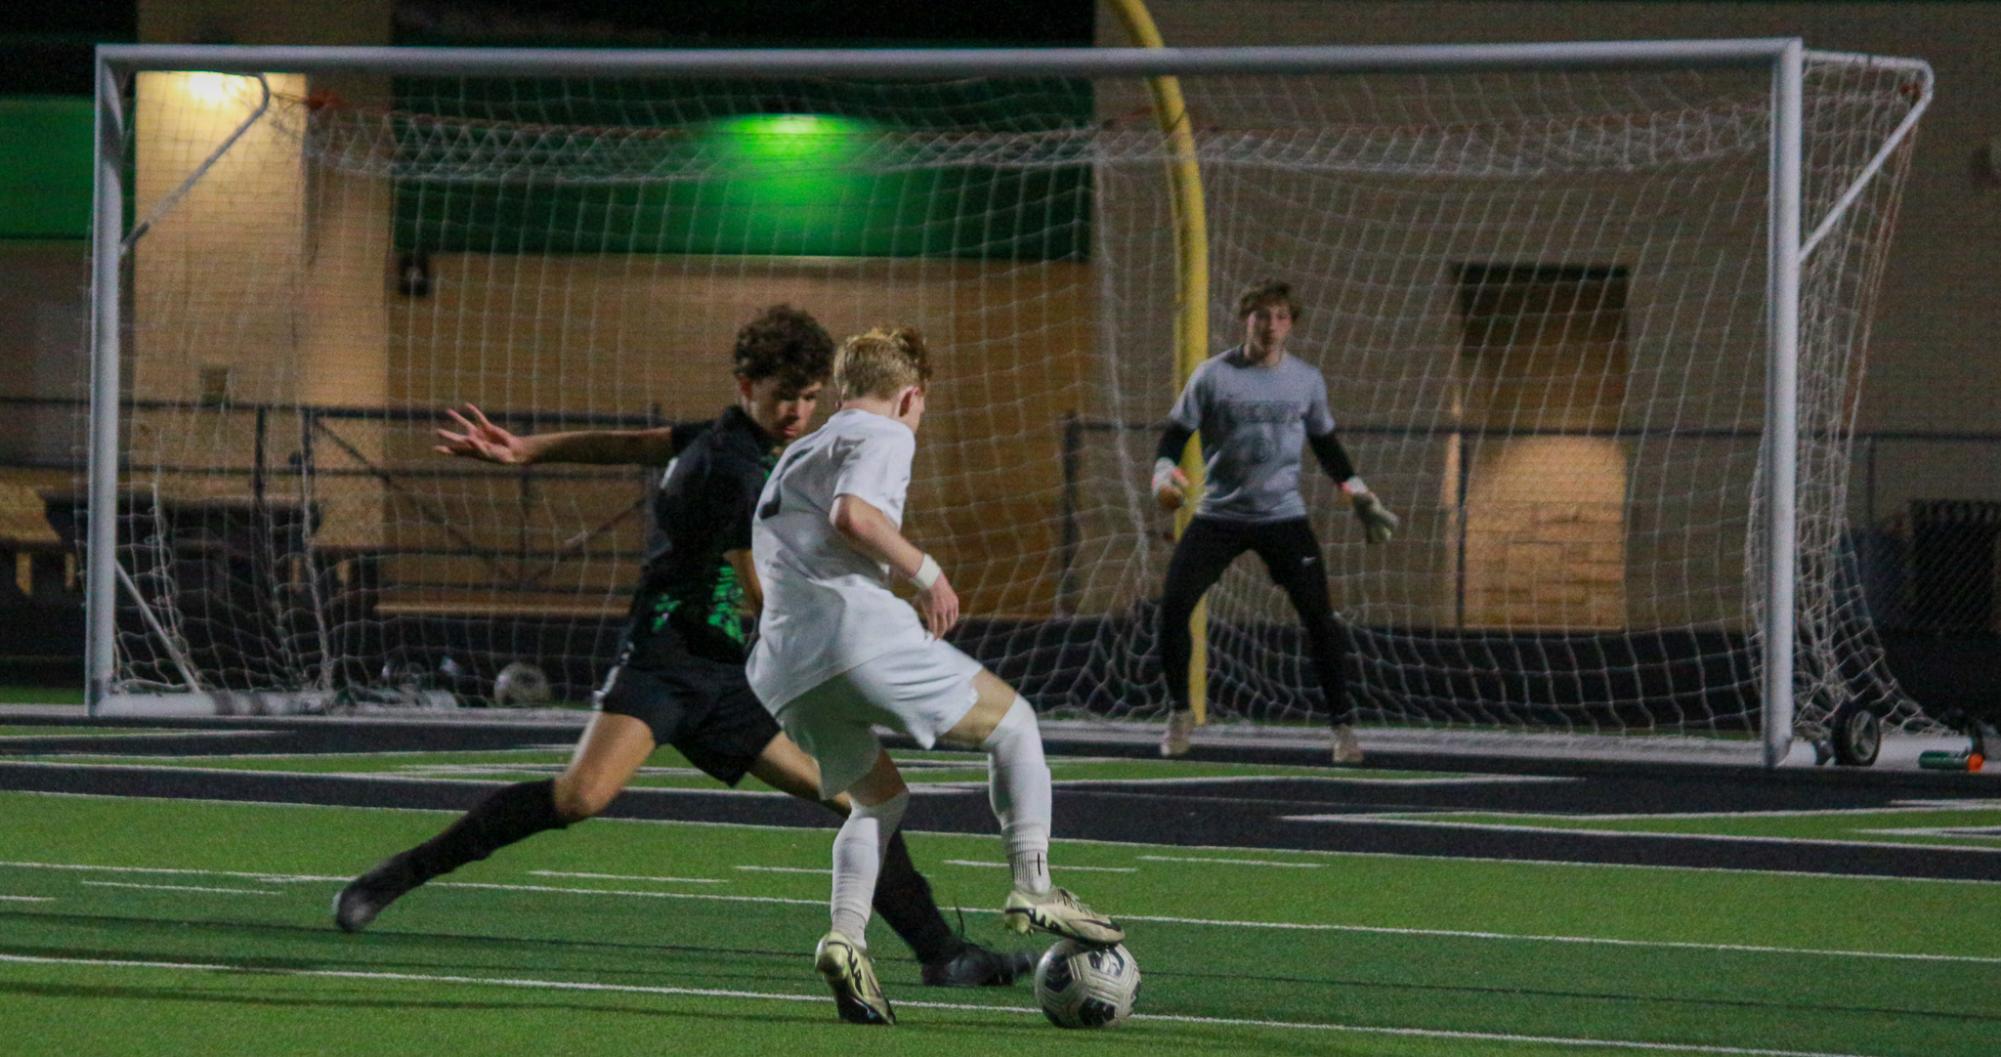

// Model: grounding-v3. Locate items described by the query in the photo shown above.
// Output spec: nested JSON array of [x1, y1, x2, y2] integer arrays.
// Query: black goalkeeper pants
[[1159, 515, 1353, 726]]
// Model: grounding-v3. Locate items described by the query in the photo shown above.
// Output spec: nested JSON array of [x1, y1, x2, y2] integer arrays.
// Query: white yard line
[[0, 860, 345, 883], [1054, 774, 1577, 787], [0, 730, 278, 742], [434, 881, 825, 908], [1282, 814, 2001, 857], [1138, 854, 1323, 869], [402, 765, 706, 778], [81, 880, 282, 896], [941, 860, 1136, 873], [0, 761, 808, 797], [0, 894, 51, 902], [733, 865, 828, 875], [0, 951, 1907, 1057], [530, 870, 722, 884], [1463, 800, 2001, 822], [1859, 827, 2001, 840], [8, 747, 565, 762]]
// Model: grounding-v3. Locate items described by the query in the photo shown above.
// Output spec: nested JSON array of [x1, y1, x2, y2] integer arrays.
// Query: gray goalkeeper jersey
[[1168, 346, 1336, 523]]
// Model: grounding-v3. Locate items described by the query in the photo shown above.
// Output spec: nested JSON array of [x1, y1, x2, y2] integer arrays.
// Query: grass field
[[4, 720, 2000, 1057]]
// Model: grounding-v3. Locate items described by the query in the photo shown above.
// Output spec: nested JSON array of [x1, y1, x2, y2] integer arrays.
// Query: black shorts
[[594, 620, 779, 787]]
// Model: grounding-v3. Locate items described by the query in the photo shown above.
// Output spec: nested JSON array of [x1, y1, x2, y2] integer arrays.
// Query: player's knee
[[979, 695, 1041, 755], [551, 773, 618, 821], [852, 788, 909, 834]]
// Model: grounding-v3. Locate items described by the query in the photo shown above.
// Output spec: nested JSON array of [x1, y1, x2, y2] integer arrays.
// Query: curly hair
[[1234, 278, 1303, 323], [732, 304, 835, 389], [834, 325, 932, 400]]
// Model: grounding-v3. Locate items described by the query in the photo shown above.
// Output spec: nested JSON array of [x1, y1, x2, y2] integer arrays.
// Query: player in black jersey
[[332, 305, 1030, 989]]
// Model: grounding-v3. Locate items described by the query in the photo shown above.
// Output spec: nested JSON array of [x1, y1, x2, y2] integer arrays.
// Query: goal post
[[1103, 0, 1215, 725], [1767, 38, 1804, 767], [85, 41, 1933, 764]]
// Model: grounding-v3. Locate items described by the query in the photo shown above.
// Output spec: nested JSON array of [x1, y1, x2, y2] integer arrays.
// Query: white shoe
[[1160, 711, 1194, 757], [814, 930, 895, 1025], [1331, 724, 1365, 765], [1003, 886, 1124, 945]]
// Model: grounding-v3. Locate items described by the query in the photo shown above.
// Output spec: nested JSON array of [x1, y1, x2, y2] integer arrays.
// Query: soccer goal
[[85, 41, 1932, 764]]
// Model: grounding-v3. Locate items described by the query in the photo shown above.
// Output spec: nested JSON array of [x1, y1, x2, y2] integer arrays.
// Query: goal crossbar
[[97, 40, 1806, 79]]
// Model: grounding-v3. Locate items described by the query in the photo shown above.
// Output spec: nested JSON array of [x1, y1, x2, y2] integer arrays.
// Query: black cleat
[[332, 855, 419, 933], [920, 941, 1036, 987]]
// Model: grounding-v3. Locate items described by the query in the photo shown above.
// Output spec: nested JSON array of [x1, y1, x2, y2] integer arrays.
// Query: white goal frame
[[84, 39, 1873, 766]]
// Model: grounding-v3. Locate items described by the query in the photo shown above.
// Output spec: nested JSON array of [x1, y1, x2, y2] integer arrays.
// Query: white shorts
[[775, 638, 983, 798]]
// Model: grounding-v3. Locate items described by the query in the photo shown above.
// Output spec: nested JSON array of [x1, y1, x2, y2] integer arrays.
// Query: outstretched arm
[[829, 494, 959, 637], [1308, 430, 1399, 544], [434, 404, 676, 466]]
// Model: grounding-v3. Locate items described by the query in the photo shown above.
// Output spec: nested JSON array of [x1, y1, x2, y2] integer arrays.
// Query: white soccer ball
[[492, 661, 552, 707], [1034, 939, 1141, 1029]]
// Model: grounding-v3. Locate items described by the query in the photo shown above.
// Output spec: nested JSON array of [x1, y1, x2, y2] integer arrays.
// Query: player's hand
[[435, 404, 530, 465], [914, 574, 960, 638], [1151, 458, 1190, 512], [1351, 492, 1400, 544]]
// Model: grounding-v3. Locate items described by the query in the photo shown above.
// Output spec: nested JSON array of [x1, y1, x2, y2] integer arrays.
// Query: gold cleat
[[814, 930, 895, 1025], [1002, 886, 1124, 946]]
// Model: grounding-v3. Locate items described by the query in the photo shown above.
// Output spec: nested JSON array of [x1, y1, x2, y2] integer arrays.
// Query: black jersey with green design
[[638, 406, 779, 663]]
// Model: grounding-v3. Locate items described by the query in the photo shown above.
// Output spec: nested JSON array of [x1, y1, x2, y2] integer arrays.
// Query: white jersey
[[747, 408, 931, 709]]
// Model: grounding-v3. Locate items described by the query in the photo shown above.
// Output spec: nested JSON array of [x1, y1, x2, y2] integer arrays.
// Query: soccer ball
[[492, 661, 553, 707], [1034, 939, 1141, 1029]]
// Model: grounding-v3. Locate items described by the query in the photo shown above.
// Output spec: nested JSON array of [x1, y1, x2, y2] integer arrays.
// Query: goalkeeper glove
[[1343, 479, 1400, 544], [1151, 458, 1191, 512]]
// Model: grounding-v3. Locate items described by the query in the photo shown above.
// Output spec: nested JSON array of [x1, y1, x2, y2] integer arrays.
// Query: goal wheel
[[1829, 702, 1882, 767]]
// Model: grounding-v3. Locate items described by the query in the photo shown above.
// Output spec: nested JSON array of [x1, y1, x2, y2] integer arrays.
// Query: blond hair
[[834, 325, 933, 400]]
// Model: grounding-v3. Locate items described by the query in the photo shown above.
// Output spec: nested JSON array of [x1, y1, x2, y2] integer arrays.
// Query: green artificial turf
[[2, 791, 1996, 1057]]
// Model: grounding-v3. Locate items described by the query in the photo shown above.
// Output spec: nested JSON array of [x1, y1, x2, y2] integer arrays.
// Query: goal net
[[88, 45, 1933, 751]]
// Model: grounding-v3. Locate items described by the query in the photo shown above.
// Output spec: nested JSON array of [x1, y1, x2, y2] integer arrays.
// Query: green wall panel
[[0, 97, 92, 239]]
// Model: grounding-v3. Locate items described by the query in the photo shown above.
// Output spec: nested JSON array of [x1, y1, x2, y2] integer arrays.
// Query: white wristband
[[1152, 458, 1180, 489], [911, 553, 942, 591], [1341, 475, 1370, 497]]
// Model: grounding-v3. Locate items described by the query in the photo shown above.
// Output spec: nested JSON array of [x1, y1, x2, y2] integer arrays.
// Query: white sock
[[829, 790, 909, 942], [980, 695, 1052, 894]]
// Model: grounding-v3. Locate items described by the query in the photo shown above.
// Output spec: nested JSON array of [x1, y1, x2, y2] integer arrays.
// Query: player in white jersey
[[750, 325, 1122, 1026]]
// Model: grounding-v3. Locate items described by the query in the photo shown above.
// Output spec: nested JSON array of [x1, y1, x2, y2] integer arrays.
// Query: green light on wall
[[708, 113, 872, 164], [695, 113, 881, 252], [396, 108, 1085, 260]]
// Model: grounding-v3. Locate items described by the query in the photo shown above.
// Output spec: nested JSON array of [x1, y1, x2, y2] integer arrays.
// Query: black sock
[[872, 830, 960, 964], [401, 778, 569, 884]]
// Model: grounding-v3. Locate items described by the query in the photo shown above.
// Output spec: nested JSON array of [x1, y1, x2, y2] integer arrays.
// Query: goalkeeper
[[1150, 279, 1399, 764], [333, 304, 1030, 989]]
